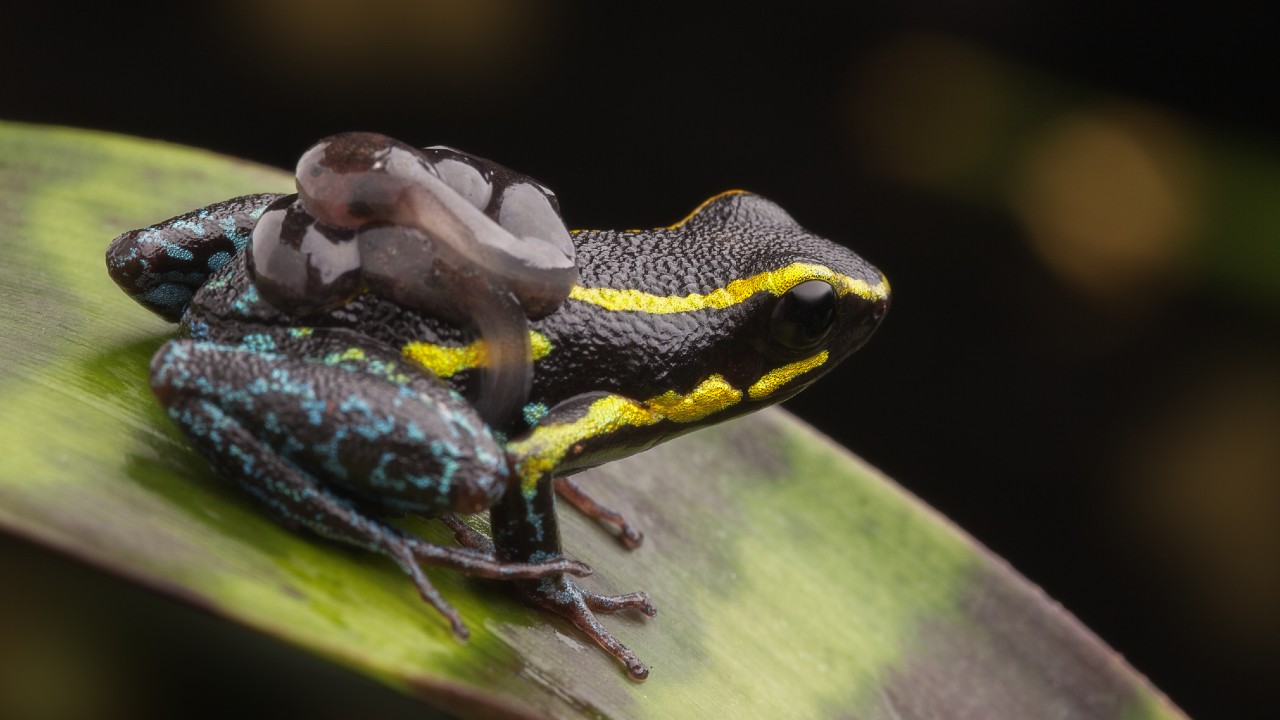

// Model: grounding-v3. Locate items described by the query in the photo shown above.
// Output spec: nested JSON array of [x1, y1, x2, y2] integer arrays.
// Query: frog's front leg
[[149, 333, 590, 638], [494, 393, 661, 681]]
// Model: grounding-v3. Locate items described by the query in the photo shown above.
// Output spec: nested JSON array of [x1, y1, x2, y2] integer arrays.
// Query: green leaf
[[0, 121, 1185, 719]]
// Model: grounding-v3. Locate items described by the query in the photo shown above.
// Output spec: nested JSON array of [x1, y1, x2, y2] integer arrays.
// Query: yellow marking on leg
[[567, 263, 889, 314], [747, 351, 828, 400], [508, 374, 744, 493], [402, 331, 552, 378]]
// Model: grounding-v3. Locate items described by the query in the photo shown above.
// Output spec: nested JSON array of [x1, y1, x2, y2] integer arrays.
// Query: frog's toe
[[618, 524, 645, 550], [439, 604, 470, 640], [384, 539, 471, 639], [554, 476, 645, 549], [584, 590, 657, 618]]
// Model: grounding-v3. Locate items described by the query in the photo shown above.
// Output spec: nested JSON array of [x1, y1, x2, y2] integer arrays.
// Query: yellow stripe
[[569, 190, 751, 235], [568, 263, 889, 315], [509, 374, 744, 492], [645, 374, 743, 423], [402, 331, 552, 378], [665, 189, 751, 229], [748, 351, 828, 400]]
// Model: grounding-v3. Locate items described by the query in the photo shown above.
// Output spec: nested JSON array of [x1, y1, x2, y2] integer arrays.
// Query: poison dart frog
[[106, 132, 890, 681]]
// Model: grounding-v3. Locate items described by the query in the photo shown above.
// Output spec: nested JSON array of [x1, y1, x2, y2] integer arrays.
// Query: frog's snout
[[871, 292, 890, 327], [841, 275, 890, 355]]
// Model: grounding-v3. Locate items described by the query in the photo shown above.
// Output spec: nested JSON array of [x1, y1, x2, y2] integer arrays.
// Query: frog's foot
[[381, 539, 471, 638], [555, 476, 644, 549], [151, 339, 589, 640], [518, 574, 657, 682], [160, 390, 478, 638], [389, 533, 591, 640]]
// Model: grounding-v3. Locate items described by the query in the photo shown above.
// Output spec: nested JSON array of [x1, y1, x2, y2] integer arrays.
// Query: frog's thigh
[[149, 337, 528, 633], [151, 338, 508, 517]]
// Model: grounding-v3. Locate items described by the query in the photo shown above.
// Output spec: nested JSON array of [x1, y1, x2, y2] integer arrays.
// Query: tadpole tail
[[468, 286, 533, 429]]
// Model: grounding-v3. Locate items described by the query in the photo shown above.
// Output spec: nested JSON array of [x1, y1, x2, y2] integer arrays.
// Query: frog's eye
[[248, 195, 363, 316], [770, 280, 837, 351]]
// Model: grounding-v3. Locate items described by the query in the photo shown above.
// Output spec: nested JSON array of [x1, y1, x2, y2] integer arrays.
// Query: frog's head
[[676, 191, 890, 410], [564, 190, 889, 425]]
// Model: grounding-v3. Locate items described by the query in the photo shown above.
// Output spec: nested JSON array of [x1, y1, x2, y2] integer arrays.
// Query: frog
[[105, 132, 890, 681]]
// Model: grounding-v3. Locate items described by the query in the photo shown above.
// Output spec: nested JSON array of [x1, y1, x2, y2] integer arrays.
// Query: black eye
[[770, 280, 836, 351]]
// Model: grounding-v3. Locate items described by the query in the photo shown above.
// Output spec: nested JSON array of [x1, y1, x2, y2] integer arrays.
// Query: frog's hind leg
[[150, 337, 589, 637], [165, 390, 477, 636], [107, 194, 286, 322]]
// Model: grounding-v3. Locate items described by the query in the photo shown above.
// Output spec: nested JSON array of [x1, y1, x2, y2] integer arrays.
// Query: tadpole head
[[296, 132, 435, 230]]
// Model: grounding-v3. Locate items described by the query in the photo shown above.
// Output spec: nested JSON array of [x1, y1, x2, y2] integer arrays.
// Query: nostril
[[872, 295, 890, 323]]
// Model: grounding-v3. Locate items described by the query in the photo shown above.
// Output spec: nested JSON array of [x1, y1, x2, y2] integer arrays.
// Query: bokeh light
[[1121, 359, 1280, 645], [1011, 107, 1198, 304], [848, 34, 1006, 189], [225, 0, 554, 91]]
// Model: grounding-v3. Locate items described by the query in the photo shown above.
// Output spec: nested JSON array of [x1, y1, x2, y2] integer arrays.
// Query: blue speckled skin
[[107, 194, 277, 322], [150, 333, 507, 518], [106, 189, 888, 680]]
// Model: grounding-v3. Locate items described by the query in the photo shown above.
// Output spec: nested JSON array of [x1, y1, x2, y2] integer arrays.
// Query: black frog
[[106, 133, 890, 680]]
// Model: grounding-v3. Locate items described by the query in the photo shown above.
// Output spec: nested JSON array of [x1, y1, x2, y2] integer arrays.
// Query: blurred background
[[3, 1, 1278, 717]]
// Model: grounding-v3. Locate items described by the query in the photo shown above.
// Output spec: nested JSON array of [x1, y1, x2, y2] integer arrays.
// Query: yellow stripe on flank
[[747, 351, 828, 400], [568, 263, 889, 315], [508, 374, 744, 492], [402, 331, 552, 378]]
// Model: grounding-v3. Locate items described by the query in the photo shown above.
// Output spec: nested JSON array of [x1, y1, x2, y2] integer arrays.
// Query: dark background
[[4, 2, 1278, 718]]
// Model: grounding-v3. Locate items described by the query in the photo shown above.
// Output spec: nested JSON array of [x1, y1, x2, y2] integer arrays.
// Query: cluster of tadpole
[[247, 132, 578, 426]]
